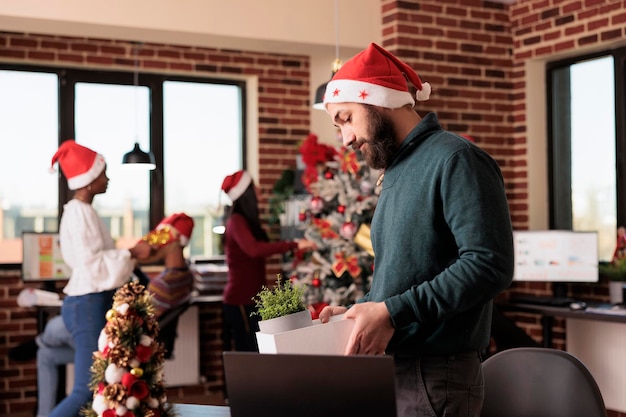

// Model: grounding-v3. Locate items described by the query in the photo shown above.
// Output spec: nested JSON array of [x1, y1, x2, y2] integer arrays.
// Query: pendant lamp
[[122, 42, 156, 170], [312, 0, 342, 110]]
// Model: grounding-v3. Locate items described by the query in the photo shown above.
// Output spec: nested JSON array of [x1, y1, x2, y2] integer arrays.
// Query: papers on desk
[[585, 305, 626, 316], [17, 288, 62, 307]]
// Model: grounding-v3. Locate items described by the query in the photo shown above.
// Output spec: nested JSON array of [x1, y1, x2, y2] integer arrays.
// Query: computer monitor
[[21, 231, 71, 290], [512, 230, 599, 298]]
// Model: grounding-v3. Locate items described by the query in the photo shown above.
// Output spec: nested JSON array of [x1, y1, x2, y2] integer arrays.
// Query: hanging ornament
[[310, 196, 324, 214], [105, 309, 117, 321], [312, 271, 322, 288], [298, 209, 307, 222], [360, 179, 374, 195], [340, 221, 357, 240], [130, 367, 144, 378], [324, 170, 334, 180], [337, 205, 346, 214]]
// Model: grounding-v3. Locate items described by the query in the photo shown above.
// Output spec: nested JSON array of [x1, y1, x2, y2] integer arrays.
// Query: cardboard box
[[256, 314, 355, 355]]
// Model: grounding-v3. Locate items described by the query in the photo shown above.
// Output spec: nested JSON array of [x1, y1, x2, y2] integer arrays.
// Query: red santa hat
[[221, 170, 252, 202], [322, 42, 431, 109], [50, 140, 106, 190], [143, 212, 194, 247]]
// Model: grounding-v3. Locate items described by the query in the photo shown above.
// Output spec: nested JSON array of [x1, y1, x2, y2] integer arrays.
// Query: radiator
[[65, 305, 200, 390], [163, 305, 200, 386]]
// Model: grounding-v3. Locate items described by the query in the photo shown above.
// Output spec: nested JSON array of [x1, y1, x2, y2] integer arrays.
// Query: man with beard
[[318, 43, 514, 417]]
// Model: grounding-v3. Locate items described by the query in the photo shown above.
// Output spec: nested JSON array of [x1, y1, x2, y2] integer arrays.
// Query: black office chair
[[157, 301, 191, 360], [481, 347, 607, 417]]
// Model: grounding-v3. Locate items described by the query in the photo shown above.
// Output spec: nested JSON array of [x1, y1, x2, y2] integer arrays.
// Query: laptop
[[222, 352, 397, 417]]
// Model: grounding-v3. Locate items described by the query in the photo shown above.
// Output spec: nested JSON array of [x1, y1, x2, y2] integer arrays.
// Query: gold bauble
[[105, 309, 117, 321], [131, 367, 144, 378]]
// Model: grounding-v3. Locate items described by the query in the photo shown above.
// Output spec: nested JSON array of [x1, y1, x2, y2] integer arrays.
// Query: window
[[0, 66, 245, 264], [548, 49, 626, 261]]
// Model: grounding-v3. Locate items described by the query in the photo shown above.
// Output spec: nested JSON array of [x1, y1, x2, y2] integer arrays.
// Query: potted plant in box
[[252, 274, 313, 334]]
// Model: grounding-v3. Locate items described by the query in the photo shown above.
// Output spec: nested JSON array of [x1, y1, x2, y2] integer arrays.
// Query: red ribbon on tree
[[332, 252, 362, 278], [312, 218, 339, 239]]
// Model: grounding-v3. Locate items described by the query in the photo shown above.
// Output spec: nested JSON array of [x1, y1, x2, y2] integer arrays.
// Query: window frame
[[546, 47, 626, 234], [0, 63, 247, 262]]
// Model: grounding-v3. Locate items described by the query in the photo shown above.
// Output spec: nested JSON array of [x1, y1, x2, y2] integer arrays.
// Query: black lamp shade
[[313, 81, 329, 110], [122, 143, 156, 170]]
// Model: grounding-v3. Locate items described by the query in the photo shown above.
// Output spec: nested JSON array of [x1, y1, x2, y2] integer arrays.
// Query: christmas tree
[[280, 133, 381, 317], [82, 281, 177, 417]]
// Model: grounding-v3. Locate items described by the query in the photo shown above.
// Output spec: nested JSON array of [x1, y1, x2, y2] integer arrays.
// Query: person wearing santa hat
[[318, 43, 514, 416], [48, 140, 151, 417], [220, 170, 316, 351], [138, 212, 195, 318]]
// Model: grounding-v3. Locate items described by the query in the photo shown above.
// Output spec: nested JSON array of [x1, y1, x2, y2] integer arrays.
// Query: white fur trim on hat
[[67, 154, 106, 190], [323, 79, 416, 109], [225, 171, 252, 202]]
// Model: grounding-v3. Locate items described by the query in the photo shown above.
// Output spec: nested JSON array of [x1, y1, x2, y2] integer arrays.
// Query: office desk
[[498, 301, 626, 413], [496, 301, 626, 347], [172, 404, 230, 416]]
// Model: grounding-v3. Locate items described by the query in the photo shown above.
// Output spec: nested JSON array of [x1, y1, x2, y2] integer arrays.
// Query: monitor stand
[[551, 282, 572, 301], [42, 280, 57, 293]]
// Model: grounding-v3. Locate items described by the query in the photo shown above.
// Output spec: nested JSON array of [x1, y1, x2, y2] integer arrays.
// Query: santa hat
[[50, 140, 106, 190], [221, 170, 252, 202], [143, 213, 194, 247], [322, 42, 431, 109]]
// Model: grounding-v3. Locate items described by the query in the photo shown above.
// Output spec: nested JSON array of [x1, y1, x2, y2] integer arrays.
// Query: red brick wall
[[0, 33, 309, 416]]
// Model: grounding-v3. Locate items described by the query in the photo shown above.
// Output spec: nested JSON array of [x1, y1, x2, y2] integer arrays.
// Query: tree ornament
[[340, 221, 357, 240], [298, 209, 307, 222], [310, 196, 324, 214], [360, 179, 374, 195], [131, 367, 144, 378], [337, 205, 346, 214], [106, 309, 117, 321], [324, 170, 334, 179]]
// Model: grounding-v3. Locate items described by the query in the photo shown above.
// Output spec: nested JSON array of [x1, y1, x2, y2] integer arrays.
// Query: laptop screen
[[222, 352, 397, 417]]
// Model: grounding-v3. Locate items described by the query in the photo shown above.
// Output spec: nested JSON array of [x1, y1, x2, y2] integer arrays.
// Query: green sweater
[[364, 113, 514, 357]]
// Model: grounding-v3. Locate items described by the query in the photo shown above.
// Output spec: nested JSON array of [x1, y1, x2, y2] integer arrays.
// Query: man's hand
[[344, 302, 394, 356], [318, 305, 348, 323]]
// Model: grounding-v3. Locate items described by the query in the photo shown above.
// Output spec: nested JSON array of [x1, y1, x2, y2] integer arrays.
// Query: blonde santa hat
[[322, 42, 431, 109]]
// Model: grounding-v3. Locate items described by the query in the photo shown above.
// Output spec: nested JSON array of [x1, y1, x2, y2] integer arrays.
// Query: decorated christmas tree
[[82, 281, 177, 417], [279, 133, 381, 317]]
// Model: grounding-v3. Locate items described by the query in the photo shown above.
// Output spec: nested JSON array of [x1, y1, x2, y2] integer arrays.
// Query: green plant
[[599, 258, 626, 281], [252, 274, 306, 321]]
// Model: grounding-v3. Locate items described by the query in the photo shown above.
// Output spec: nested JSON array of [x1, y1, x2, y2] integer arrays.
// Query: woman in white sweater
[[48, 140, 150, 417]]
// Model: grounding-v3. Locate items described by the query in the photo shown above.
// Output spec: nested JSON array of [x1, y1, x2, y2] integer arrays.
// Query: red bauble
[[324, 171, 334, 179], [340, 221, 357, 240], [298, 210, 307, 222], [310, 196, 324, 214], [337, 205, 346, 214], [312, 277, 321, 287]]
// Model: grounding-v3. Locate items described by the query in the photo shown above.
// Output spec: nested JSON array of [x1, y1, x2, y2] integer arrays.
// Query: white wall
[[0, 0, 381, 143]]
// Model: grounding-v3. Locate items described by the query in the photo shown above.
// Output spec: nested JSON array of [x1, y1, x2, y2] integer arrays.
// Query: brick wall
[[0, 34, 309, 416]]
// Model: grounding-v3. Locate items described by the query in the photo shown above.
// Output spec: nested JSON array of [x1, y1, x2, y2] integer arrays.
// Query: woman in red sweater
[[221, 170, 316, 351]]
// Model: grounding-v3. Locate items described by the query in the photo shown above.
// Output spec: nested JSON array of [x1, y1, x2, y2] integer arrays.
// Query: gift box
[[256, 314, 355, 355]]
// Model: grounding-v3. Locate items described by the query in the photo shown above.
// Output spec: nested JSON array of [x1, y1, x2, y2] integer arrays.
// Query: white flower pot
[[257, 310, 313, 334], [609, 281, 626, 305]]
